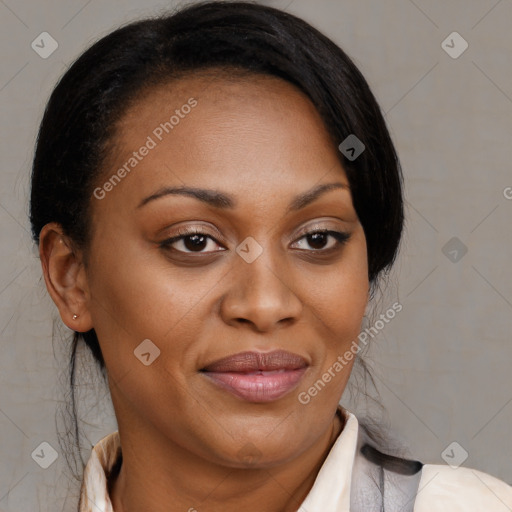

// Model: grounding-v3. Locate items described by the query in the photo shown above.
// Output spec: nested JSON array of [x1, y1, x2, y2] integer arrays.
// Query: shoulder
[[414, 463, 512, 511]]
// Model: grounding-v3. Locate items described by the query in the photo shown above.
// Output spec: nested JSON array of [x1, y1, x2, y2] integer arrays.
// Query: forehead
[[97, 70, 347, 208]]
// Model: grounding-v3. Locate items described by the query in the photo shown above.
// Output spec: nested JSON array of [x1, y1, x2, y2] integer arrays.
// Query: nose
[[219, 248, 303, 333]]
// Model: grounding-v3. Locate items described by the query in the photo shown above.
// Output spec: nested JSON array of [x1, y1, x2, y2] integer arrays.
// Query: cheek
[[308, 242, 369, 340], [85, 242, 203, 371], [298, 263, 368, 408], [309, 277, 367, 359]]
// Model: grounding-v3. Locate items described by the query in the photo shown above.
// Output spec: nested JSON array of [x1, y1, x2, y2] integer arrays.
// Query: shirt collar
[[79, 406, 359, 512], [79, 428, 120, 512], [299, 406, 358, 511]]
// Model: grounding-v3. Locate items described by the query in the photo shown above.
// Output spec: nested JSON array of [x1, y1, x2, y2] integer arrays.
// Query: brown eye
[[160, 231, 225, 254], [306, 232, 330, 250], [180, 234, 209, 252], [292, 230, 350, 252]]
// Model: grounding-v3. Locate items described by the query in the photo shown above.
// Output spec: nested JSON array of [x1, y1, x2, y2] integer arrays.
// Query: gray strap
[[350, 425, 423, 511]]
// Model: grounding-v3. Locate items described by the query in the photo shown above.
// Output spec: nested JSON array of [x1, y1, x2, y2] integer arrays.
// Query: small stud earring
[[72, 314, 79, 320]]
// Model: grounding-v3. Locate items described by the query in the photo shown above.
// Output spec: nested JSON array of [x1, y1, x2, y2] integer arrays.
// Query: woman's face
[[83, 72, 369, 467]]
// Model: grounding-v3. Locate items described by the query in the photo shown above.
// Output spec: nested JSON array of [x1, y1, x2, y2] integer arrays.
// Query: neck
[[110, 409, 344, 512]]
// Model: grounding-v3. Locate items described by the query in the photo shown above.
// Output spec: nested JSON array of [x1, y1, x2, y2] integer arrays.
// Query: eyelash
[[159, 227, 351, 255]]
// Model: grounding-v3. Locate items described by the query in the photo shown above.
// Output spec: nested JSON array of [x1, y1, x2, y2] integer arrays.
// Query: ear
[[38, 222, 94, 332]]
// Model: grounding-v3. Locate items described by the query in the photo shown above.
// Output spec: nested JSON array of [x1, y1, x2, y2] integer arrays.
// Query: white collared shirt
[[79, 407, 512, 511]]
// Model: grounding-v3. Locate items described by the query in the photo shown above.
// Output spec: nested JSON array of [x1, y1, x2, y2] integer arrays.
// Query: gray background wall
[[1, 0, 511, 510]]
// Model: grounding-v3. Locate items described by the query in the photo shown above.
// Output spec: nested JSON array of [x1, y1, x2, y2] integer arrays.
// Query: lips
[[202, 350, 308, 373], [201, 350, 309, 402]]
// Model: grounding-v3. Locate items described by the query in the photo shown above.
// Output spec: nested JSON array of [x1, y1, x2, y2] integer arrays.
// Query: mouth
[[200, 350, 309, 403]]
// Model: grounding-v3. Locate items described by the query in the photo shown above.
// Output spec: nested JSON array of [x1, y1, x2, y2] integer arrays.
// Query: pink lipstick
[[201, 350, 308, 402]]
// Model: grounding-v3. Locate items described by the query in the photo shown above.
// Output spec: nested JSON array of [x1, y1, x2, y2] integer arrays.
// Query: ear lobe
[[38, 223, 93, 332]]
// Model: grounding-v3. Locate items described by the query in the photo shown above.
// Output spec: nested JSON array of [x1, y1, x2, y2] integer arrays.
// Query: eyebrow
[[137, 182, 348, 213]]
